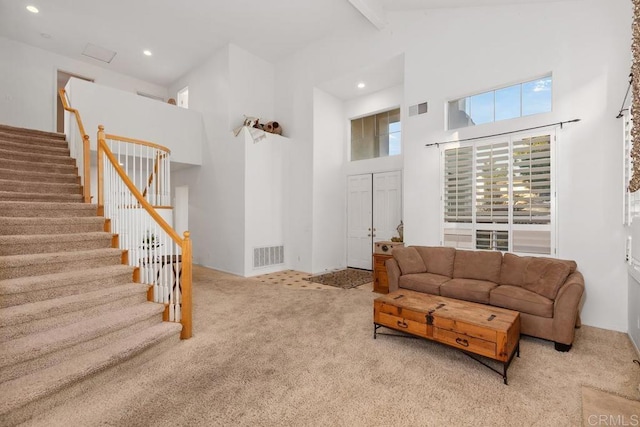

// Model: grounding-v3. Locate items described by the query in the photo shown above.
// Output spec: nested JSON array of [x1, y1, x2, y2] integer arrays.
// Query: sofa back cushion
[[415, 246, 456, 277], [393, 247, 427, 275], [499, 253, 574, 300], [452, 250, 502, 282]]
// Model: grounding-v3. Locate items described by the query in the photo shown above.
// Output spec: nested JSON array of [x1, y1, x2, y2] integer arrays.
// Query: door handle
[[367, 234, 371, 237]]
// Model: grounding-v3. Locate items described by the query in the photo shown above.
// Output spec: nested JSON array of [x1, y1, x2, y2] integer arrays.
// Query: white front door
[[373, 171, 402, 245], [347, 171, 402, 270], [347, 174, 373, 270]]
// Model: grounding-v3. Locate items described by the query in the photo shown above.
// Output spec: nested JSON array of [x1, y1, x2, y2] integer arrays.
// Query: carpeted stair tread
[[0, 147, 76, 166], [0, 321, 181, 422], [0, 167, 79, 184], [0, 283, 149, 329], [0, 216, 104, 235], [0, 201, 97, 217], [0, 124, 66, 141], [0, 264, 135, 307], [0, 191, 83, 203], [0, 179, 81, 195], [0, 139, 70, 156], [0, 287, 149, 343], [0, 134, 68, 149], [0, 302, 165, 370], [0, 248, 123, 279], [0, 247, 121, 267], [0, 157, 76, 174], [0, 232, 113, 255]]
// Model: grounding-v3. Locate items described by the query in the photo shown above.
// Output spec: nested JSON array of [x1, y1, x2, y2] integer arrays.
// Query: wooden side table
[[373, 253, 393, 294]]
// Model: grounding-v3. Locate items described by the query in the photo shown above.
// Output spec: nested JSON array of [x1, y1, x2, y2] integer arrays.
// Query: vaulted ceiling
[[0, 0, 569, 87]]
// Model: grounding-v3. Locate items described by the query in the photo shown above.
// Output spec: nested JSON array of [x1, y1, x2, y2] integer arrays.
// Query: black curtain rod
[[616, 73, 633, 119], [425, 119, 581, 148]]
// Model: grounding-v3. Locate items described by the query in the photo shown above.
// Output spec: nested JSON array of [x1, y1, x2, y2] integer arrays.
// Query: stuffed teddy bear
[[263, 121, 282, 135]]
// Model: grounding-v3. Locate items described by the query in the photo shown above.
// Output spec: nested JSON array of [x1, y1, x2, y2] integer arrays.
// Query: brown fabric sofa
[[385, 246, 585, 351]]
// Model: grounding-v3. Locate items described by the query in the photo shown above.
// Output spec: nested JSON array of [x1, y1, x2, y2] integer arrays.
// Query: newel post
[[97, 125, 105, 216], [181, 231, 193, 339], [82, 134, 91, 203]]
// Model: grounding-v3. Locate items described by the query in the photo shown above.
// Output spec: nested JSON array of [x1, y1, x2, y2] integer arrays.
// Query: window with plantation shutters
[[475, 142, 509, 224], [442, 133, 554, 255], [444, 146, 473, 223], [512, 136, 551, 224]]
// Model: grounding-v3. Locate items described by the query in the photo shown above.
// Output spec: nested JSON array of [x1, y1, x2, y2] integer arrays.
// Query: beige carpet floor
[[22, 266, 640, 426], [582, 386, 640, 426]]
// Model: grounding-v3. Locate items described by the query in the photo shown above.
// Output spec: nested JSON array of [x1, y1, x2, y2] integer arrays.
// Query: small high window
[[350, 108, 401, 161], [448, 75, 552, 130]]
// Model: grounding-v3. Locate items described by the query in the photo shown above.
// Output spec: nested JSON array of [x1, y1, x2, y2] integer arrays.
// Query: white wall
[[168, 46, 245, 273], [0, 37, 167, 132], [312, 88, 346, 273], [275, 58, 315, 274], [244, 130, 287, 276], [274, 0, 631, 332], [66, 78, 203, 166], [629, 271, 640, 353], [228, 44, 275, 130], [168, 44, 280, 276]]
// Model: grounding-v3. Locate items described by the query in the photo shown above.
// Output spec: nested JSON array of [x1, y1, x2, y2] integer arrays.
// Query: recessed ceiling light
[[26, 5, 39, 13], [143, 50, 152, 56], [357, 82, 366, 89]]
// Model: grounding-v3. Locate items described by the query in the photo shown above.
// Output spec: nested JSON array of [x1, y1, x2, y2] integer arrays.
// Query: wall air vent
[[253, 246, 284, 268], [409, 102, 428, 117], [82, 43, 117, 64]]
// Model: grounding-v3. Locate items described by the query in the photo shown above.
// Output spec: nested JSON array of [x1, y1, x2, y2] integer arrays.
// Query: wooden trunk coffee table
[[374, 289, 521, 384]]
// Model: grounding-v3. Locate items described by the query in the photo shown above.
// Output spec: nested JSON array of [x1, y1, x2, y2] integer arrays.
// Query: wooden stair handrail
[[104, 133, 171, 204], [97, 125, 192, 339], [58, 88, 91, 203], [104, 133, 171, 153]]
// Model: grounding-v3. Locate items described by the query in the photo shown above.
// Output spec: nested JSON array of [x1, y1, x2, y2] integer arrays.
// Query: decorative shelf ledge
[[234, 126, 288, 143]]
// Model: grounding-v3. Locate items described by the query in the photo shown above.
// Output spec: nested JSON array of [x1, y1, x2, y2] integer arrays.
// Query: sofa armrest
[[386, 258, 401, 293], [552, 271, 585, 345]]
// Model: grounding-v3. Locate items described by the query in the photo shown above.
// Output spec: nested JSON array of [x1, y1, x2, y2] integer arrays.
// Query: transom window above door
[[351, 108, 401, 161]]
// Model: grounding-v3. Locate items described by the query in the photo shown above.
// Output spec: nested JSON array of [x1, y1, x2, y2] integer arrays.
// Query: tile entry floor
[[254, 269, 374, 291]]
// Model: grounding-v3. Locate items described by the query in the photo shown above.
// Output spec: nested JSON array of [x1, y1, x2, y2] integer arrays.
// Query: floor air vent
[[253, 246, 284, 268]]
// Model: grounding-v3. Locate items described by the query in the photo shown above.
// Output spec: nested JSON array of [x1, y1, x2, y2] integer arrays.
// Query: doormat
[[304, 268, 372, 289]]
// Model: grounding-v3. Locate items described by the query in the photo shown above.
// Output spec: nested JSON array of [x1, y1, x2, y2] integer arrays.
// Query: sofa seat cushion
[[393, 247, 427, 275], [398, 273, 449, 295], [415, 246, 456, 277], [499, 253, 572, 300], [490, 285, 553, 318], [439, 278, 498, 304], [452, 250, 503, 283]]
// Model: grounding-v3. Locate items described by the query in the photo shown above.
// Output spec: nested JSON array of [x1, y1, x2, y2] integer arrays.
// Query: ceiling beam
[[347, 0, 387, 30]]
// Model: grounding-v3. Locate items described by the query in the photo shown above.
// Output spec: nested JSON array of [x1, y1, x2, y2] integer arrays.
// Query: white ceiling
[[318, 54, 405, 101], [0, 0, 371, 86], [0, 0, 570, 89]]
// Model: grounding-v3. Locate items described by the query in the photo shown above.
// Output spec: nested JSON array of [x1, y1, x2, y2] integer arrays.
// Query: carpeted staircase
[[0, 124, 182, 426]]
